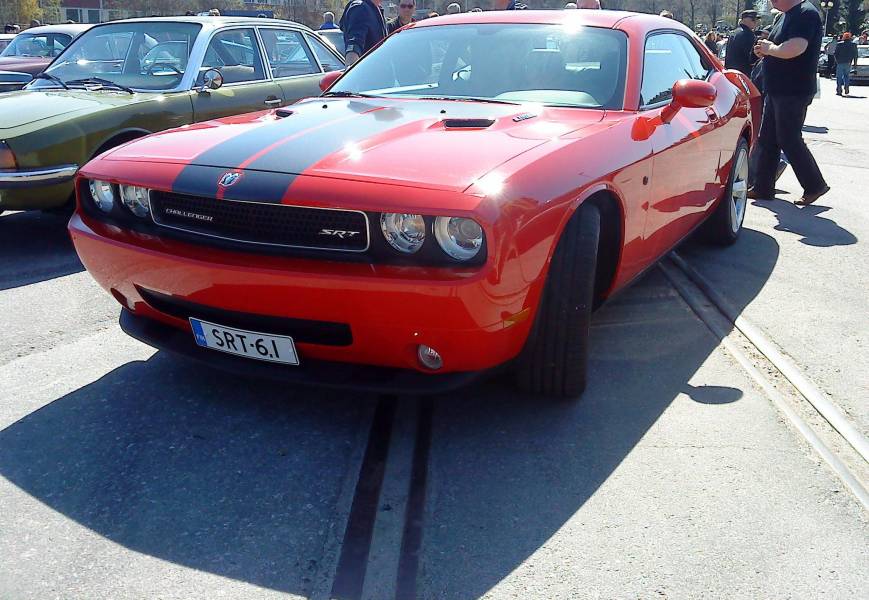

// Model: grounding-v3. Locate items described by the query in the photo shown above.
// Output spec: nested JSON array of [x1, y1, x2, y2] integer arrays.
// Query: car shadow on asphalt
[[0, 211, 83, 291], [752, 199, 858, 247], [0, 354, 378, 596], [0, 231, 781, 597]]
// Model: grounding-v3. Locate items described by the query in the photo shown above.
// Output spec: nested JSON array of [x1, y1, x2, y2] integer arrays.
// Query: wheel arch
[[91, 128, 152, 160]]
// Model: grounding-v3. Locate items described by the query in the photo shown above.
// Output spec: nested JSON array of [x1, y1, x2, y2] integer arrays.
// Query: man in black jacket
[[725, 10, 760, 75], [341, 0, 388, 65], [834, 32, 858, 96]]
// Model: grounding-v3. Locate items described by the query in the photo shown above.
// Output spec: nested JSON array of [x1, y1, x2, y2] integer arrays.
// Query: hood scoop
[[442, 118, 495, 129], [276, 108, 294, 119]]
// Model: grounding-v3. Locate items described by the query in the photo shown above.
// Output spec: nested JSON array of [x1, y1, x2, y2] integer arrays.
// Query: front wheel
[[703, 138, 749, 245], [516, 202, 600, 399]]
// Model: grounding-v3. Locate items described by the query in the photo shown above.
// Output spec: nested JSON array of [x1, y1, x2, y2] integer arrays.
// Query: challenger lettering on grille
[[165, 207, 214, 222]]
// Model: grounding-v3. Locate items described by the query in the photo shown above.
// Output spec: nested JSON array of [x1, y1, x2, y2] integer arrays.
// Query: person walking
[[751, 0, 828, 206], [726, 10, 760, 75], [704, 31, 719, 56], [387, 0, 415, 34], [834, 32, 858, 96], [824, 36, 837, 78], [319, 12, 340, 30], [340, 0, 388, 65]]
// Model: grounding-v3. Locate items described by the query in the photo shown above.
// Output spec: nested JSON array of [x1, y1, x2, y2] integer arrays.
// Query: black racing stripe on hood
[[243, 105, 414, 174], [171, 166, 296, 204], [171, 100, 370, 198]]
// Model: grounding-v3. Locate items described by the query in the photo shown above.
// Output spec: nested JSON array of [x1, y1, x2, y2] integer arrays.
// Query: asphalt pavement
[[1, 79, 867, 598]]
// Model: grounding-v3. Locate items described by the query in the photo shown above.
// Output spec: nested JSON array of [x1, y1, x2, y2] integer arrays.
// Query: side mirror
[[661, 79, 717, 124], [319, 70, 343, 92], [198, 68, 223, 93]]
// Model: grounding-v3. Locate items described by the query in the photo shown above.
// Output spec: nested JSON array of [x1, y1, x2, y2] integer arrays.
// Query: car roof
[[19, 23, 93, 36], [410, 9, 690, 34], [103, 16, 311, 32]]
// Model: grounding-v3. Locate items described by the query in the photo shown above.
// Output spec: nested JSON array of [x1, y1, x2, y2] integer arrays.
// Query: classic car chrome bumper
[[0, 165, 78, 189]]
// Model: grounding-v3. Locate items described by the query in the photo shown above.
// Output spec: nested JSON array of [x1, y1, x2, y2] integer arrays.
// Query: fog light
[[417, 344, 443, 370]]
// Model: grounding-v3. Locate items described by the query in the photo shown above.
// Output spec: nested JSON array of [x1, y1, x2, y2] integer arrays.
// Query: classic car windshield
[[34, 22, 201, 91], [331, 24, 627, 109], [0, 32, 71, 58]]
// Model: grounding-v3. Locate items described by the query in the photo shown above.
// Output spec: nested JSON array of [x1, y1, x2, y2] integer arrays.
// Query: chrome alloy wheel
[[729, 147, 749, 235]]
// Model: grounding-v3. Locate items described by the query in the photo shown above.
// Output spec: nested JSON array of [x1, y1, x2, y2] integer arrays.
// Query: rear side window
[[200, 28, 265, 84], [306, 33, 344, 73], [260, 28, 319, 78], [640, 32, 711, 107]]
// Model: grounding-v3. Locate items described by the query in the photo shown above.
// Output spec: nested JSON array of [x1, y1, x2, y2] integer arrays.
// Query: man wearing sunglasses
[[388, 0, 416, 34], [725, 10, 760, 75]]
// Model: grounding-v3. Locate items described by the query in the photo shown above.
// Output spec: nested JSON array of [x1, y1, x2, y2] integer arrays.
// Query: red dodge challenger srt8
[[69, 11, 758, 398]]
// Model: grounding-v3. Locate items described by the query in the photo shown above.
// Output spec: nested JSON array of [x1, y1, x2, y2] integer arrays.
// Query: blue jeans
[[836, 63, 851, 92]]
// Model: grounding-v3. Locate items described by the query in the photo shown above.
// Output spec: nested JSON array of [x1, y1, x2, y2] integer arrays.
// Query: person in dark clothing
[[704, 31, 719, 55], [387, 0, 416, 34], [341, 0, 388, 65], [725, 10, 760, 75], [834, 32, 858, 96], [751, 0, 828, 206]]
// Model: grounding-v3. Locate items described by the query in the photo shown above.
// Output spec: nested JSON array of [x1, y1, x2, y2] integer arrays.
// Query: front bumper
[[120, 309, 489, 394], [0, 164, 78, 189], [69, 213, 538, 378], [0, 165, 78, 211]]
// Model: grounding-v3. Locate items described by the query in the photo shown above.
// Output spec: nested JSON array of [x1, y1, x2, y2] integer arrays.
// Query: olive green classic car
[[0, 16, 344, 214]]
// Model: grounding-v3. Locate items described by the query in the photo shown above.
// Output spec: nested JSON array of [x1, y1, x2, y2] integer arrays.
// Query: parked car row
[[59, 11, 759, 397]]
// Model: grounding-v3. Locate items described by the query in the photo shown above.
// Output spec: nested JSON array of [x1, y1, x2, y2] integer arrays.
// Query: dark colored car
[[0, 23, 91, 88]]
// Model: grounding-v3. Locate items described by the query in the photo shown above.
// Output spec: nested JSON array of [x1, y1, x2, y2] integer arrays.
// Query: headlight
[[120, 184, 150, 218], [89, 179, 115, 213], [381, 213, 426, 254], [0, 141, 17, 170], [434, 216, 484, 261]]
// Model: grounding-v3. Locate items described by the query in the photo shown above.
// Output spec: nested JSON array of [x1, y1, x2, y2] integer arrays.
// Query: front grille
[[138, 287, 353, 346], [149, 191, 369, 252]]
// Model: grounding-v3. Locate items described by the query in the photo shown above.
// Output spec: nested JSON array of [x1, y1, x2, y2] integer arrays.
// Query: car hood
[[103, 97, 605, 194], [0, 89, 157, 130], [0, 56, 48, 75]]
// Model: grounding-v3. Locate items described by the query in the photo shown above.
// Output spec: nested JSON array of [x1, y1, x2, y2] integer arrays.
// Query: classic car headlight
[[89, 179, 115, 213], [381, 213, 426, 254], [120, 184, 151, 218], [0, 141, 16, 170], [434, 216, 484, 261]]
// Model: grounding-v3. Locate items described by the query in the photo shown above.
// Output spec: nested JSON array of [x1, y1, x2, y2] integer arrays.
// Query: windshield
[[34, 22, 201, 91], [859, 46, 869, 59], [0, 32, 71, 58], [331, 24, 627, 109]]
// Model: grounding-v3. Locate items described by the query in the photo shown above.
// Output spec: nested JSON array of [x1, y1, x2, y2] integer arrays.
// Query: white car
[[852, 45, 869, 81]]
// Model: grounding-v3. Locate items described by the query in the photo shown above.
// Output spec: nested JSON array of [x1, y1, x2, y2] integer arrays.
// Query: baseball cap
[[740, 10, 758, 19]]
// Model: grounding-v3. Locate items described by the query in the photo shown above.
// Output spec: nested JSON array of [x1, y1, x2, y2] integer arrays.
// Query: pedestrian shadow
[[802, 125, 829, 134], [0, 211, 83, 290], [752, 199, 858, 247]]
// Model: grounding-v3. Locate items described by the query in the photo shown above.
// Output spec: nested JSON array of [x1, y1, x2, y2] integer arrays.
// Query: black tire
[[516, 202, 600, 398], [702, 137, 749, 245]]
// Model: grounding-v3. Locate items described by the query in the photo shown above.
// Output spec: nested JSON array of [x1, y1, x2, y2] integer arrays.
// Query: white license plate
[[190, 318, 299, 365]]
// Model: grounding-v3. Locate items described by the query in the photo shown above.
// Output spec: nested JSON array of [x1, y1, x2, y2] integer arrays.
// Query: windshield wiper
[[321, 90, 377, 98], [31, 72, 69, 89], [66, 77, 134, 94], [418, 95, 519, 105]]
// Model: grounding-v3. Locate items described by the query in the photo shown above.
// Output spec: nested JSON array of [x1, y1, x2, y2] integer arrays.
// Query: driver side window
[[640, 33, 706, 107], [199, 28, 265, 85]]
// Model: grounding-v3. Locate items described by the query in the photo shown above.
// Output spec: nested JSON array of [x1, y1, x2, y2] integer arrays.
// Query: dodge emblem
[[218, 171, 242, 187]]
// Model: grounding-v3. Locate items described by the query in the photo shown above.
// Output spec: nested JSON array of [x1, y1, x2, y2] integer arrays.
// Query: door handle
[[264, 97, 282, 107]]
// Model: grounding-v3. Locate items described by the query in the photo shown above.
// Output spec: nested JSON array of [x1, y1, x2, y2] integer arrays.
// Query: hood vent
[[443, 118, 495, 129], [276, 109, 294, 119]]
